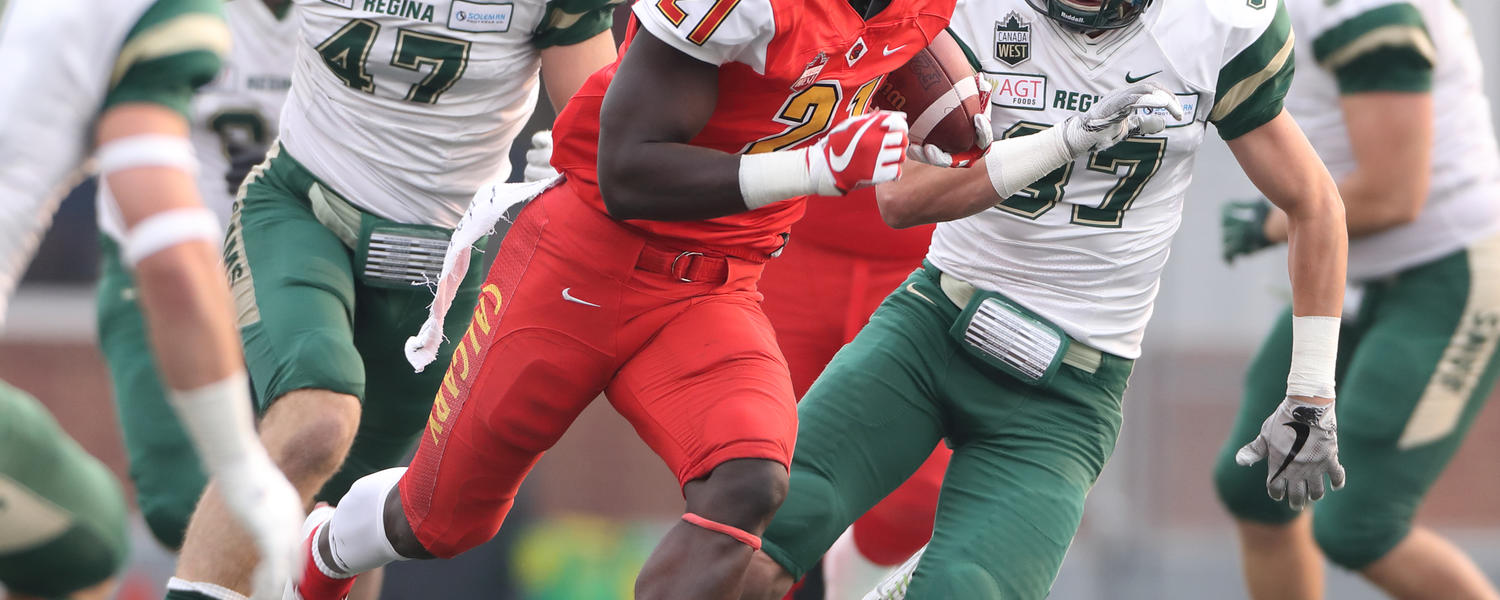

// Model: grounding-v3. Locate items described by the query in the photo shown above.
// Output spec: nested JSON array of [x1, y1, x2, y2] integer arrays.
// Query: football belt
[[940, 271, 1100, 384]]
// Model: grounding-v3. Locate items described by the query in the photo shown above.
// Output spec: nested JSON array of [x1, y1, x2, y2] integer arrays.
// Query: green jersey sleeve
[[103, 0, 229, 118], [1209, 0, 1295, 141], [532, 0, 624, 49], [1313, 3, 1434, 95]]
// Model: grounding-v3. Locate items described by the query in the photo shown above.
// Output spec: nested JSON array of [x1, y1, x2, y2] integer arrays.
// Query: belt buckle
[[671, 251, 704, 283]]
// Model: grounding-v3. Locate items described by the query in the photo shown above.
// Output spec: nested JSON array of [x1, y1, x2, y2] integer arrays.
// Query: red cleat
[[284, 504, 357, 600]]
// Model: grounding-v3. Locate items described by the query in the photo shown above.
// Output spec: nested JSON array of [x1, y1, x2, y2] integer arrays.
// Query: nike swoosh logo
[[1125, 70, 1162, 84], [882, 44, 907, 56], [1270, 421, 1311, 482], [904, 282, 936, 305], [829, 117, 881, 172], [561, 287, 599, 307]]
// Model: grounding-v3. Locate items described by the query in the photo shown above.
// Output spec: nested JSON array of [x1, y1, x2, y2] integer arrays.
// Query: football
[[874, 30, 988, 158]]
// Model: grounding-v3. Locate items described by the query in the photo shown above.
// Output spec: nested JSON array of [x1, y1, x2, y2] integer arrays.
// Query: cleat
[[284, 504, 356, 600]]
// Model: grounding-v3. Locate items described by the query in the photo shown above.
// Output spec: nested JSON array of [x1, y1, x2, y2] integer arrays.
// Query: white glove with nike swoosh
[[1063, 81, 1183, 154], [807, 109, 909, 195], [1236, 397, 1345, 511]]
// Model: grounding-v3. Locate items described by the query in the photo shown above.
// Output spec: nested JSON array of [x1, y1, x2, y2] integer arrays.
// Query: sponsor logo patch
[[791, 52, 828, 92], [994, 11, 1031, 67], [1166, 92, 1199, 127], [987, 72, 1047, 111], [448, 1, 513, 32], [847, 37, 868, 66]]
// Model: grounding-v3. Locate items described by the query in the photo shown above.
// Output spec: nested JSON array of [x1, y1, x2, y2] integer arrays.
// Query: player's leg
[[291, 186, 620, 598], [96, 235, 208, 550], [1310, 242, 1500, 600], [899, 322, 1131, 599], [1211, 308, 1330, 600], [758, 239, 854, 398], [171, 149, 367, 596], [849, 445, 950, 567], [0, 382, 129, 600], [740, 266, 954, 600]]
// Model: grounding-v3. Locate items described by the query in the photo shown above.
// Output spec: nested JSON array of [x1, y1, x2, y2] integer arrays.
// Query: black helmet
[[1024, 0, 1154, 30]]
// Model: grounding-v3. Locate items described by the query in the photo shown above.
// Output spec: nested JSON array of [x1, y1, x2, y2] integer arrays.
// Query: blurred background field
[[8, 4, 1500, 599]]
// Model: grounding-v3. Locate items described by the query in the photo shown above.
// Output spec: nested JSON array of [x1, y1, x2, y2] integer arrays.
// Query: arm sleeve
[[1209, 0, 1295, 141], [533, 0, 626, 49], [1312, 2, 1434, 94], [103, 0, 229, 118], [630, 0, 776, 74]]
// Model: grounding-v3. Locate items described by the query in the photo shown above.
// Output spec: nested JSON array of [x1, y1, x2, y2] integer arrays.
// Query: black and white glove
[[1235, 397, 1346, 511], [1060, 82, 1182, 154], [524, 130, 558, 182]]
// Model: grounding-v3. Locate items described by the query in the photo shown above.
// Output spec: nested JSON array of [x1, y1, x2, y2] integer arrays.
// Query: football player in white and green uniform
[[1214, 1, 1500, 599], [0, 0, 304, 598], [742, 0, 1353, 598], [165, 0, 620, 598], [96, 0, 299, 553]]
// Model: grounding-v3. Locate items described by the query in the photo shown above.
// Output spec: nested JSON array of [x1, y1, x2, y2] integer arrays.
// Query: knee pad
[[140, 497, 196, 549], [916, 561, 1003, 599], [683, 513, 761, 550], [1312, 506, 1410, 570]]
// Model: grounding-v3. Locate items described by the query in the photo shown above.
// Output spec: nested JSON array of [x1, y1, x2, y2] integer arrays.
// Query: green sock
[[164, 592, 215, 600]]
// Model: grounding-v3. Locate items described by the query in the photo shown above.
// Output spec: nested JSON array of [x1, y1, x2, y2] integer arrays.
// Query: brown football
[[875, 30, 987, 157]]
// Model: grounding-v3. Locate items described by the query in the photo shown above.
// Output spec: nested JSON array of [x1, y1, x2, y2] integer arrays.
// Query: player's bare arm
[[95, 103, 303, 595], [1261, 93, 1433, 241], [540, 30, 617, 112], [877, 82, 1183, 228], [599, 29, 906, 222], [1227, 110, 1349, 511]]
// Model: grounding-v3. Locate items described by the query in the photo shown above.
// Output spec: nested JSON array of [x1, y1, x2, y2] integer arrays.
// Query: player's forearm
[[133, 242, 246, 390], [1283, 187, 1347, 320], [876, 161, 997, 228], [597, 142, 750, 221]]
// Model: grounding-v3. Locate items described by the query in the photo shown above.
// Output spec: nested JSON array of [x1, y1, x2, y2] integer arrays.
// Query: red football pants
[[399, 183, 797, 557], [758, 239, 952, 567]]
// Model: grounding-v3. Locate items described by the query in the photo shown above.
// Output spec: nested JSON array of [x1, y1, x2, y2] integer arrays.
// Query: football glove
[[1221, 198, 1274, 263], [523, 130, 558, 182], [907, 74, 994, 168], [1061, 81, 1182, 154], [807, 109, 909, 195], [1235, 397, 1346, 511]]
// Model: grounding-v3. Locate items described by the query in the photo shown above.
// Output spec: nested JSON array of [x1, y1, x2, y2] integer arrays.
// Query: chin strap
[[682, 513, 762, 550]]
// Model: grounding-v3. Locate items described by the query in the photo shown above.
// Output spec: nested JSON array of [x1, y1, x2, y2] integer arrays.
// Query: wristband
[[739, 149, 815, 210], [1287, 315, 1339, 399], [984, 123, 1075, 199]]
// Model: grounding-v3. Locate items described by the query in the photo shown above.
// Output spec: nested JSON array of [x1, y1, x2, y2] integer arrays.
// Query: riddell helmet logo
[[791, 52, 829, 92]]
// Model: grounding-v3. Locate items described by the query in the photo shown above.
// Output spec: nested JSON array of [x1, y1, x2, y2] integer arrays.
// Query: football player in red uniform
[[285, 0, 1179, 597]]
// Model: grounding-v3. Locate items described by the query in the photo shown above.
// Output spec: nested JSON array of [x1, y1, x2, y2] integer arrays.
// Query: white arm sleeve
[[631, 0, 776, 73]]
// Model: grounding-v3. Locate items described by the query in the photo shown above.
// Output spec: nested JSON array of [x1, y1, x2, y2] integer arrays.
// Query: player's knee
[[918, 561, 1004, 599], [263, 393, 361, 482], [1312, 506, 1408, 570], [139, 495, 195, 549], [690, 459, 789, 531]]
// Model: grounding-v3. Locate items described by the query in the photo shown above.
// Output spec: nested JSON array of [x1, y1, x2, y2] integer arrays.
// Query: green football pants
[[760, 262, 1133, 599], [1214, 234, 1500, 569], [0, 381, 128, 598]]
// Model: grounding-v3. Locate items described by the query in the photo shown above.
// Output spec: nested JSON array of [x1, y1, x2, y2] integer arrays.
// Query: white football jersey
[[1286, 0, 1500, 281], [98, 0, 298, 243], [0, 0, 228, 327], [929, 0, 1294, 358], [279, 0, 616, 228]]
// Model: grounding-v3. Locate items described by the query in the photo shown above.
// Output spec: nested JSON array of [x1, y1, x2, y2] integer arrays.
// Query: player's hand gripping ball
[[876, 30, 993, 167], [806, 109, 909, 195]]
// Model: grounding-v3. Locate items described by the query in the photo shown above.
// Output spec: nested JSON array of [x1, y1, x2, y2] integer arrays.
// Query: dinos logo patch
[[994, 11, 1031, 67]]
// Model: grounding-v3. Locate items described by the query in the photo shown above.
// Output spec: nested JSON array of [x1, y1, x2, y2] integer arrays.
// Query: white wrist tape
[[168, 371, 261, 475], [123, 207, 221, 266], [984, 124, 1075, 199], [739, 149, 815, 210], [1287, 315, 1340, 399], [96, 134, 198, 175]]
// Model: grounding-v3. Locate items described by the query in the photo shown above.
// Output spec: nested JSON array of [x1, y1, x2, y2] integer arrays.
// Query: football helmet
[[1025, 0, 1153, 30]]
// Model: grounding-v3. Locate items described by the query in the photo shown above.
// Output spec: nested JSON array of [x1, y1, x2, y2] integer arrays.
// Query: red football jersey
[[550, 0, 955, 256]]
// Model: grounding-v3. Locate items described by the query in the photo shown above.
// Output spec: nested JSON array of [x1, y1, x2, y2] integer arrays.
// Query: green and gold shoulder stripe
[[1211, 0, 1294, 141], [104, 0, 229, 117], [1314, 3, 1434, 94], [533, 0, 624, 49]]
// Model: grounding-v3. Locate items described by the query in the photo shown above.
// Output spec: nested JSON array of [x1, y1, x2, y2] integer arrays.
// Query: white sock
[[325, 467, 409, 575], [166, 577, 248, 600]]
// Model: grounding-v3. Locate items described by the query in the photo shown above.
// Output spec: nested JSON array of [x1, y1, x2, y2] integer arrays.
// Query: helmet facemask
[[1024, 0, 1153, 31]]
